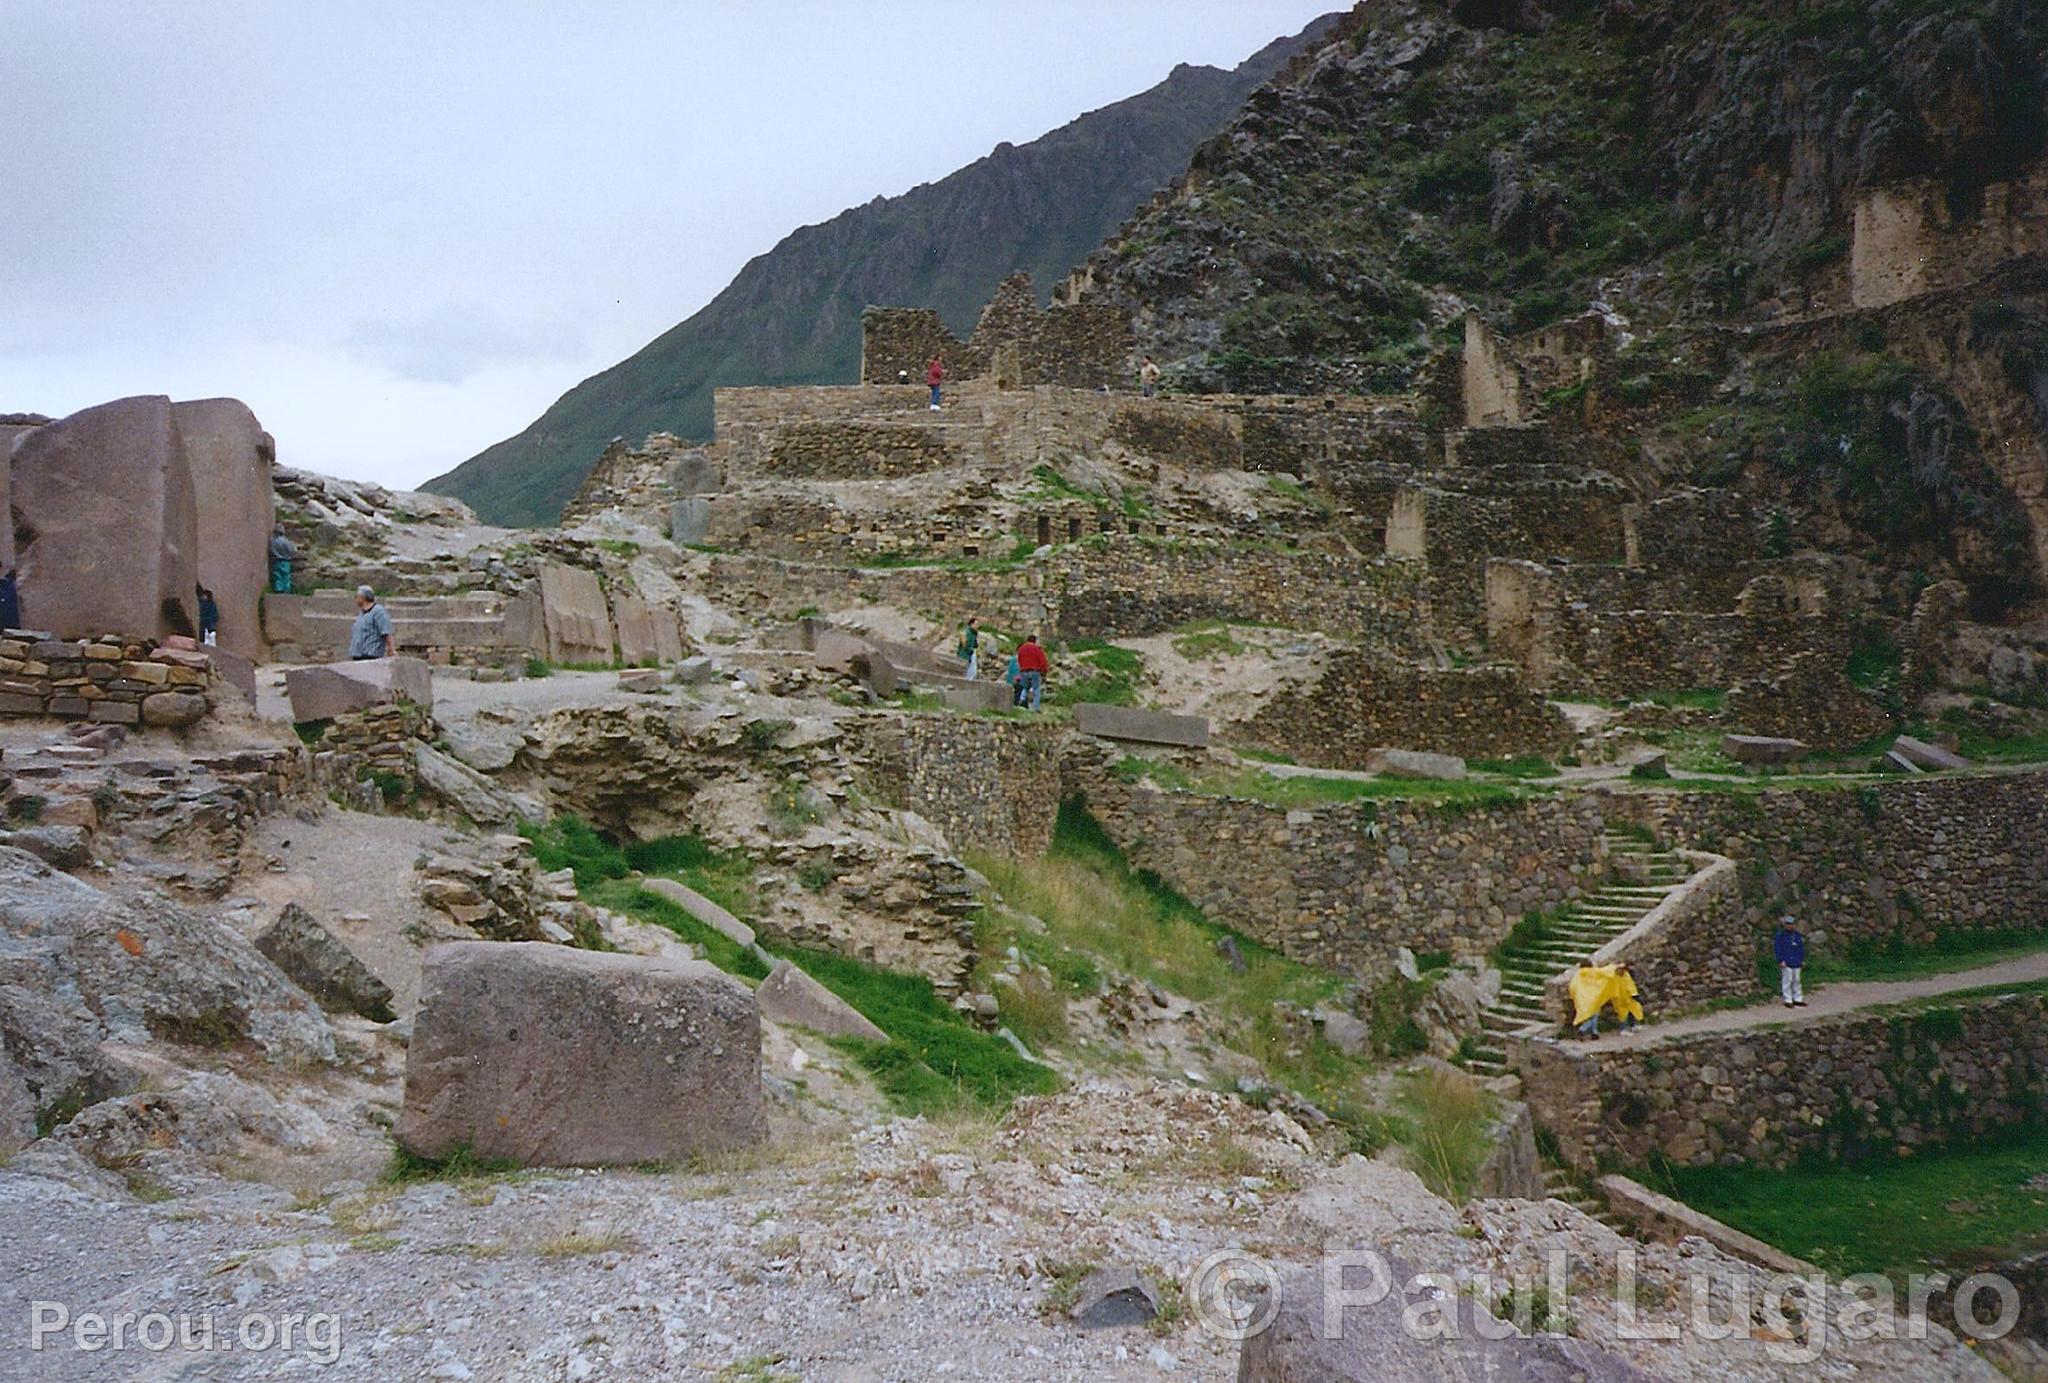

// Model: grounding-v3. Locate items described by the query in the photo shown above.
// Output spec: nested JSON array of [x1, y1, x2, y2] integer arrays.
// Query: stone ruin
[[858, 271, 1134, 390]]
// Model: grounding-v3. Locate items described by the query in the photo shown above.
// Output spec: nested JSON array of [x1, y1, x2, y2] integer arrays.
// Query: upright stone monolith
[[175, 398, 275, 660]]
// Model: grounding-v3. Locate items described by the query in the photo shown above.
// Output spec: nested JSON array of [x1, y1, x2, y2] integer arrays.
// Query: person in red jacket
[[926, 356, 945, 410], [1015, 633, 1049, 711]]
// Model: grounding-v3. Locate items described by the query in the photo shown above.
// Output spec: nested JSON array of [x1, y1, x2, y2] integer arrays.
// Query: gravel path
[[1594, 949, 2048, 1049]]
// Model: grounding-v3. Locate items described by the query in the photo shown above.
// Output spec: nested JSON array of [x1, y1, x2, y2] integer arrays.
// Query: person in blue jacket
[[1774, 917, 1806, 1008]]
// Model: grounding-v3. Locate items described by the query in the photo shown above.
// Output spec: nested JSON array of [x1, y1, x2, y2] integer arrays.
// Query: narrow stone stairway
[[1540, 1162, 1623, 1229], [1463, 831, 1691, 1078]]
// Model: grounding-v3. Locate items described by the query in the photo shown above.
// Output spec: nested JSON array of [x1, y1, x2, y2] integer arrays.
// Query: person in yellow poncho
[[1569, 961, 1643, 1039]]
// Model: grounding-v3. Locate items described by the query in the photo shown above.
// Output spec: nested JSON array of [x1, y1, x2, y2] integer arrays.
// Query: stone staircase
[[1540, 1162, 1623, 1229], [1463, 831, 1691, 1078]]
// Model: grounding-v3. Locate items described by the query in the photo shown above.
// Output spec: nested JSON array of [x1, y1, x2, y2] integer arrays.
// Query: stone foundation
[[851, 713, 1064, 857], [1235, 652, 1573, 766], [0, 635, 218, 728]]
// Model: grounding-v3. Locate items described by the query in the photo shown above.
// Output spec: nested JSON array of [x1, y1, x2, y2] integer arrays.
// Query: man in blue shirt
[[1774, 917, 1806, 1008], [348, 585, 395, 660]]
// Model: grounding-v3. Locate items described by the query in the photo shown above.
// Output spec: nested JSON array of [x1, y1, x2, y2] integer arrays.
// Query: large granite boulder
[[174, 398, 275, 660], [537, 562, 614, 665], [284, 656, 432, 722], [10, 396, 200, 641], [396, 941, 765, 1166], [1237, 1254, 1653, 1381]]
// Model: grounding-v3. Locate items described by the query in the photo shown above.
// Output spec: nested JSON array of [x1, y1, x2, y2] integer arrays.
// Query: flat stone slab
[[396, 942, 763, 1167], [640, 877, 756, 950], [537, 562, 614, 665], [1891, 734, 1970, 771], [755, 960, 886, 1042], [1073, 702, 1209, 748], [1721, 734, 1809, 764], [283, 656, 432, 722], [812, 630, 873, 676], [1364, 746, 1467, 780], [940, 680, 1012, 713]]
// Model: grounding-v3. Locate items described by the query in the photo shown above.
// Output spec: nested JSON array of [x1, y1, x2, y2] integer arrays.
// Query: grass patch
[[1470, 756, 1560, 779], [1172, 626, 1248, 660], [292, 719, 331, 745], [1636, 688, 1727, 712], [385, 1143, 524, 1184], [594, 882, 770, 979], [1394, 1067, 1495, 1203], [1057, 639, 1145, 707], [786, 947, 1060, 1117], [520, 814, 627, 889], [970, 799, 1389, 1143], [1815, 928, 2048, 987], [1653, 1126, 2048, 1278]]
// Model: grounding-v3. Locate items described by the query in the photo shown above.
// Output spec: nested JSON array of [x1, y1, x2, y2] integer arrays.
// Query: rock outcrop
[[254, 903, 397, 1022]]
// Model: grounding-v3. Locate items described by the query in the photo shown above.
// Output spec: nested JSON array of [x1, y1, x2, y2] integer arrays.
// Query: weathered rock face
[[254, 903, 396, 1022], [610, 592, 685, 665], [537, 562, 614, 665], [1237, 1254, 1654, 1382], [396, 941, 765, 1167], [412, 740, 544, 827], [0, 847, 333, 1139], [10, 396, 201, 641], [284, 656, 433, 722], [174, 397, 275, 659]]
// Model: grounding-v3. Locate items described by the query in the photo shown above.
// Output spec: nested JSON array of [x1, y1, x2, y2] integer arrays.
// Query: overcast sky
[[3, 1, 1332, 490]]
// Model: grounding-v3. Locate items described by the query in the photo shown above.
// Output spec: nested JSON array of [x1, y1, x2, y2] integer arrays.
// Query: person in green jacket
[[957, 616, 981, 680]]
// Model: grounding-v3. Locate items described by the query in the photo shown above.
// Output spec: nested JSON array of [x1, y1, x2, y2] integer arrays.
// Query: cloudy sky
[[3, 1, 1332, 489]]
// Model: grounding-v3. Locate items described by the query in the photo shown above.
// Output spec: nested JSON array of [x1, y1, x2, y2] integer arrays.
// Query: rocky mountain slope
[[425, 15, 1339, 526], [1067, 0, 2048, 616]]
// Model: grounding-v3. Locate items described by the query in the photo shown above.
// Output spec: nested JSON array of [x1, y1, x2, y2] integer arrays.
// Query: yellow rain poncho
[[1569, 965, 1643, 1026]]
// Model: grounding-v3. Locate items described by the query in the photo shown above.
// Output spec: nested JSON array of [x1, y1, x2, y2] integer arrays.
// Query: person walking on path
[[0, 568, 19, 631], [196, 586, 220, 647], [268, 525, 297, 594], [348, 585, 395, 660], [926, 356, 945, 410], [1775, 917, 1807, 1007], [956, 616, 981, 680], [1569, 960, 1642, 1039], [1003, 648, 1024, 707], [1139, 356, 1161, 398], [1015, 633, 1049, 712]]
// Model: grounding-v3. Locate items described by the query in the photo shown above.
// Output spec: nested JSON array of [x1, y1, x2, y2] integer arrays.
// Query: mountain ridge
[[424, 15, 1340, 526]]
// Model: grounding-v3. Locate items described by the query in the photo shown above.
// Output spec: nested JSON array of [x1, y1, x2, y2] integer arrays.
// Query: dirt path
[[1594, 949, 2048, 1049]]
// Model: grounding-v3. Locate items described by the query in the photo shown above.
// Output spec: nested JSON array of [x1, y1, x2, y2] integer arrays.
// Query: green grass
[[1923, 707, 2048, 764], [968, 799, 1393, 1144], [785, 947, 1060, 1116], [386, 1143, 524, 1183], [1813, 928, 2048, 988], [594, 882, 770, 978], [1655, 1127, 2048, 1278], [1171, 626, 1248, 660], [1394, 1067, 1496, 1203], [1634, 688, 1727, 712], [1058, 639, 1145, 707], [1469, 756, 1559, 779]]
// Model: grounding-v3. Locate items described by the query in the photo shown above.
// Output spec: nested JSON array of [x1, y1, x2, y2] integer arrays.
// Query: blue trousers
[[270, 559, 293, 594]]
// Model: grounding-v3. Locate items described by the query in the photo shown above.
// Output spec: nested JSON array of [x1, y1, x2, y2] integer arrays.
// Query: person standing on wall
[[1015, 633, 1049, 712], [927, 356, 945, 410], [1139, 356, 1161, 398], [1775, 917, 1807, 1007], [349, 585, 395, 660], [268, 524, 297, 594], [957, 616, 981, 680]]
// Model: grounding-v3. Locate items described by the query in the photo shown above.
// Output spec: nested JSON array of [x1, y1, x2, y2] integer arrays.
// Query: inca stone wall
[[1516, 990, 2048, 1171], [859, 272, 1133, 390], [1610, 769, 2048, 956], [1236, 652, 1574, 766], [763, 422, 962, 479], [851, 713, 1064, 857], [0, 635, 216, 728], [1072, 763, 1607, 975], [702, 539, 1433, 649], [1487, 564, 1858, 699]]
